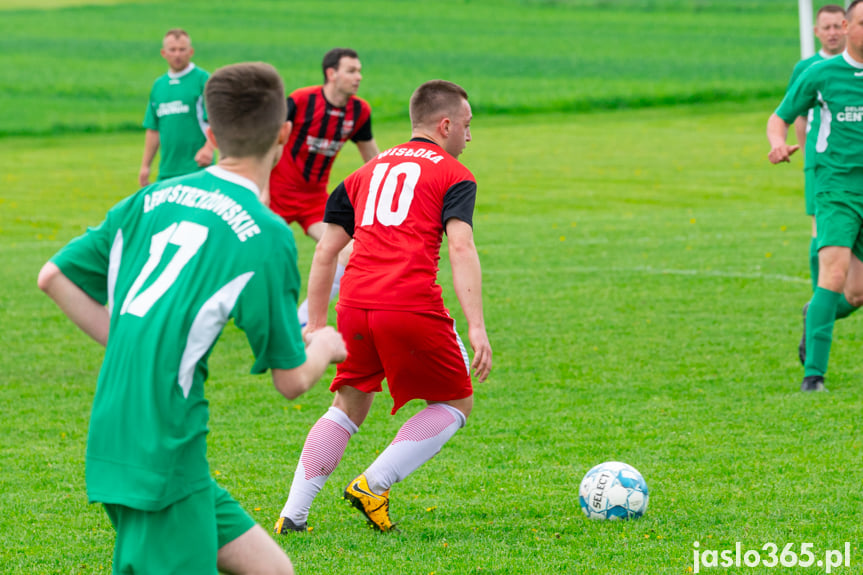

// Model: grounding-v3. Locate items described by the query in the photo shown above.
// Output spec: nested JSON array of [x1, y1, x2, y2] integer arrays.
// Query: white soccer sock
[[280, 406, 358, 523], [297, 299, 309, 326], [296, 263, 344, 326], [329, 263, 346, 302], [364, 403, 466, 495]]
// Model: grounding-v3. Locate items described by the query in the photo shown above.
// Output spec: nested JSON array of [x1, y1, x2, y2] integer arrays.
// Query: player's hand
[[468, 326, 492, 383], [768, 144, 800, 164], [138, 167, 151, 187], [305, 325, 347, 363], [195, 145, 214, 167]]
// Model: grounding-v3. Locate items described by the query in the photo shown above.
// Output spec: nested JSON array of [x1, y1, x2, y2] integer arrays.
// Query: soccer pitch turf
[[3, 102, 863, 573], [3, 0, 863, 572]]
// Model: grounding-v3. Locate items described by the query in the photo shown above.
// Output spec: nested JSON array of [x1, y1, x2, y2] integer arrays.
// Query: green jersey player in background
[[139, 29, 215, 186], [780, 5, 854, 366], [39, 62, 346, 575], [785, 4, 845, 291], [767, 0, 863, 393]]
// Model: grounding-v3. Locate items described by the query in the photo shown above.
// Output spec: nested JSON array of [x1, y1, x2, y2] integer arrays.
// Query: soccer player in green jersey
[[767, 0, 863, 392], [139, 29, 216, 186], [781, 5, 850, 365], [786, 5, 845, 291], [39, 62, 346, 574]]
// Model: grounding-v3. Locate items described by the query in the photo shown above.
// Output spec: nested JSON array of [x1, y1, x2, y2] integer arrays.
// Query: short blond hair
[[164, 28, 190, 41]]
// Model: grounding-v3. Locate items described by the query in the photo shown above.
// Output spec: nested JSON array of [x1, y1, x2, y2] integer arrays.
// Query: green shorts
[[805, 167, 817, 216], [815, 189, 863, 260], [103, 479, 255, 574]]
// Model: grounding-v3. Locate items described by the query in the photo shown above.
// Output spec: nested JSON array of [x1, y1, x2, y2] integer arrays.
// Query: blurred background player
[[274, 80, 492, 534], [266, 48, 380, 326], [768, 0, 863, 392], [782, 5, 856, 364], [786, 4, 845, 293], [139, 29, 215, 187], [39, 62, 346, 574]]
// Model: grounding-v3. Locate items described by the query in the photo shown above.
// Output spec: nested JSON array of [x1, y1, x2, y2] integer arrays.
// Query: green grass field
[[5, 104, 863, 574], [3, 0, 863, 573], [0, 0, 837, 136]]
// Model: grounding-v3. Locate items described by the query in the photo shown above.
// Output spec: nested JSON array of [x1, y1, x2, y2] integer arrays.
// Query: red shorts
[[331, 306, 473, 414], [268, 170, 328, 234]]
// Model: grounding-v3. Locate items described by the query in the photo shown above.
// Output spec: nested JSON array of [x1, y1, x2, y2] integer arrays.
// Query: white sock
[[297, 299, 309, 326], [297, 263, 344, 326], [329, 263, 346, 302], [364, 403, 466, 495], [280, 407, 358, 523]]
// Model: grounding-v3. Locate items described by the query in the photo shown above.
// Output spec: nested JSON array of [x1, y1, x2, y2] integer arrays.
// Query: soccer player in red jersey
[[274, 80, 492, 534], [266, 48, 380, 326]]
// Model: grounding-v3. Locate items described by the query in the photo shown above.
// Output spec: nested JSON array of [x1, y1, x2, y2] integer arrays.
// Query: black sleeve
[[442, 180, 476, 231], [323, 182, 356, 237], [350, 115, 373, 143], [286, 97, 296, 122]]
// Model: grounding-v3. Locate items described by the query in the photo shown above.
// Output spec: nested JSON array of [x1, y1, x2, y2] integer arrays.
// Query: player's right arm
[[37, 262, 109, 347], [446, 218, 492, 382], [767, 113, 799, 164], [306, 223, 351, 332], [769, 66, 819, 165], [305, 180, 354, 333], [140, 129, 160, 187], [271, 327, 346, 399]]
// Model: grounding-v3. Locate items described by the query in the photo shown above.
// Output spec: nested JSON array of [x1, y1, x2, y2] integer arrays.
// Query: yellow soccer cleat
[[273, 516, 308, 534], [344, 474, 395, 532]]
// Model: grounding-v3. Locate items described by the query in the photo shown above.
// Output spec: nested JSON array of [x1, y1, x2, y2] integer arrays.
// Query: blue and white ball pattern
[[578, 461, 649, 520]]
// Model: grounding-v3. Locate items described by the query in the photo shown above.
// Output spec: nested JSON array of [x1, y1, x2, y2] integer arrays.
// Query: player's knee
[[846, 291, 863, 308], [818, 266, 847, 291]]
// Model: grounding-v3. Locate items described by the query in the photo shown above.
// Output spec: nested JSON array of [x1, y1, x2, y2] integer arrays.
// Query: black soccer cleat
[[800, 375, 826, 392], [274, 516, 308, 534], [798, 302, 809, 366]]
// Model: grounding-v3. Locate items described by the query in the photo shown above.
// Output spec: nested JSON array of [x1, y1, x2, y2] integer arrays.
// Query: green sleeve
[[776, 68, 817, 125], [200, 71, 209, 123], [234, 233, 306, 374], [143, 84, 158, 130], [49, 200, 128, 305], [786, 59, 808, 93]]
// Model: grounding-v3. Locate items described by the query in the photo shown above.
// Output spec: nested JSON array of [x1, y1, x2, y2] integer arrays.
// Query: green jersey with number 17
[[776, 51, 863, 194], [51, 166, 306, 511]]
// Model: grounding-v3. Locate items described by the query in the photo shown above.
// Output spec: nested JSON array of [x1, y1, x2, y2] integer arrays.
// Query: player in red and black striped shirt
[[267, 48, 380, 326], [274, 80, 492, 535]]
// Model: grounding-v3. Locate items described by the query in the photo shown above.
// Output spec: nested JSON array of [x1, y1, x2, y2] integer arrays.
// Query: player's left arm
[[355, 139, 380, 163], [447, 219, 492, 383], [195, 139, 215, 167], [351, 112, 378, 163], [37, 263, 109, 347]]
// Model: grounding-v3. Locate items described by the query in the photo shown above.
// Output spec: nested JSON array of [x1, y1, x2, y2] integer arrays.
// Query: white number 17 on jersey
[[120, 221, 209, 318]]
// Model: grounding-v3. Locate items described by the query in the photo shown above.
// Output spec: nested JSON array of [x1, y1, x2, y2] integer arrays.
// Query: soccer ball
[[578, 461, 649, 520]]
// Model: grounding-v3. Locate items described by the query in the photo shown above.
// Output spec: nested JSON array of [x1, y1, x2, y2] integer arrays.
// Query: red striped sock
[[365, 403, 466, 494], [280, 407, 357, 522]]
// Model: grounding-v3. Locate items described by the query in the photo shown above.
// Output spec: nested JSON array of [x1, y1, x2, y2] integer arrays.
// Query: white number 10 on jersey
[[360, 162, 420, 227]]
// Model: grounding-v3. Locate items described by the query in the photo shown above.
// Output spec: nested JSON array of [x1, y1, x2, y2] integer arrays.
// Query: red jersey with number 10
[[325, 138, 477, 312]]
